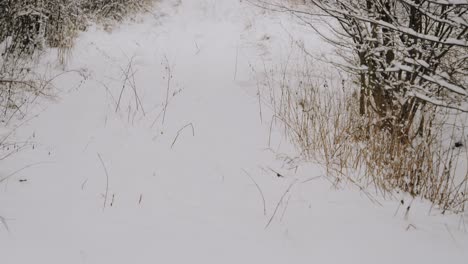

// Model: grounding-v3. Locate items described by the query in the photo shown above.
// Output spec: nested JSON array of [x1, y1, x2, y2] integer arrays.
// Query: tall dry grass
[[261, 50, 468, 213]]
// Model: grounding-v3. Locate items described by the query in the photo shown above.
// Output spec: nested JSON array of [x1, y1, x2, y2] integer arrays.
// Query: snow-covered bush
[[0, 0, 155, 59], [0, 0, 155, 130], [261, 50, 467, 212], [262, 0, 468, 139], [256, 0, 468, 212]]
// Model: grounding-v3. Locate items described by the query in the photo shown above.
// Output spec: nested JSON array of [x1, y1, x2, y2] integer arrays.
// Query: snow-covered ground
[[1, 1, 467, 263]]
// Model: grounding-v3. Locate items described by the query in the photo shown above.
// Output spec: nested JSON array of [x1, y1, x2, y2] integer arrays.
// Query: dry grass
[[0, 0, 157, 63], [261, 49, 468, 213], [0, 0, 157, 128]]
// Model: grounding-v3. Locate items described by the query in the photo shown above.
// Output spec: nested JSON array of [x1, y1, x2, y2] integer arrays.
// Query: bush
[[262, 49, 468, 213], [254, 0, 468, 213], [0, 0, 155, 126], [0, 0, 155, 59]]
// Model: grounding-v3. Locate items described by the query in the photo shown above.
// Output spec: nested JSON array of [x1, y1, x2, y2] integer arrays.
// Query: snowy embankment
[[0, 0, 467, 263]]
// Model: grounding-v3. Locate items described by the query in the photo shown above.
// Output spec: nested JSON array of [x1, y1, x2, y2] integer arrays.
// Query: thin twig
[[115, 57, 134, 112], [97, 153, 110, 211], [194, 41, 201, 55], [162, 55, 172, 125], [445, 224, 460, 248], [81, 178, 88, 190], [171, 123, 195, 149], [268, 167, 284, 178], [257, 82, 263, 123], [0, 215, 10, 233], [265, 179, 298, 229], [0, 161, 53, 184], [242, 169, 267, 216], [127, 60, 146, 116], [234, 44, 239, 81], [98, 81, 118, 108], [280, 194, 292, 222], [301, 175, 322, 184]]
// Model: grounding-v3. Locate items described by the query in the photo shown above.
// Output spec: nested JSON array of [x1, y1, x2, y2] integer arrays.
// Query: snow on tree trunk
[[305, 0, 468, 140]]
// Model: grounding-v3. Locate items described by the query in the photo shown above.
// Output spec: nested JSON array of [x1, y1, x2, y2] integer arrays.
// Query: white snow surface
[[1, 1, 467, 263]]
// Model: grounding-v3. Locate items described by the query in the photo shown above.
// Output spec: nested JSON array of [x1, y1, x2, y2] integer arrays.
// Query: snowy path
[[1, 1, 467, 263]]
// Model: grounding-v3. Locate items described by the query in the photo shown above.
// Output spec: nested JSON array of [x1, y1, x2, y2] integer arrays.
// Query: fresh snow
[[0, 1, 467, 263]]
